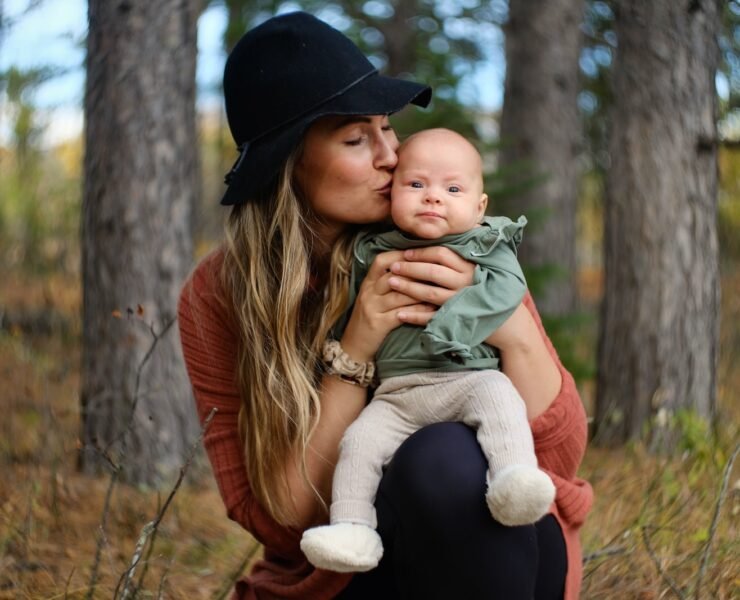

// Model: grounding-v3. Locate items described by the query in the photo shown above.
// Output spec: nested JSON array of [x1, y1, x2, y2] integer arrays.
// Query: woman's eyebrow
[[331, 115, 374, 129]]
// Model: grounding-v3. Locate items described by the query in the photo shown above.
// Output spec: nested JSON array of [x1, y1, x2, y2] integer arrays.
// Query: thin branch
[[135, 492, 162, 593], [694, 443, 740, 599], [156, 558, 173, 600], [102, 316, 177, 456], [641, 525, 687, 599], [583, 544, 629, 563], [115, 407, 218, 600], [64, 567, 75, 599], [86, 464, 121, 600], [213, 542, 262, 600]]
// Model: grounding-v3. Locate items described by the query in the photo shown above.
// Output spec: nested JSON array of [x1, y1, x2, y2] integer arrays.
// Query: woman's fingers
[[403, 247, 473, 276], [390, 259, 468, 291], [365, 250, 406, 281], [397, 304, 436, 326], [392, 246, 475, 293], [377, 288, 420, 312], [388, 276, 457, 306]]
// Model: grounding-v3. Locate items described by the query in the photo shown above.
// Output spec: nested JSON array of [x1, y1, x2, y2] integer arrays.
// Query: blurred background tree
[[78, 0, 202, 484], [497, 0, 585, 317], [595, 0, 722, 449]]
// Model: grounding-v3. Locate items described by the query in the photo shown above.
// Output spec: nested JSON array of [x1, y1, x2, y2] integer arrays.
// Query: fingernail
[[397, 311, 406, 320], [389, 277, 399, 287], [404, 249, 414, 259], [391, 262, 401, 273]]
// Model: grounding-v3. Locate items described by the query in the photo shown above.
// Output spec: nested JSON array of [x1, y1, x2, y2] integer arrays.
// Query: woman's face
[[295, 114, 399, 241]]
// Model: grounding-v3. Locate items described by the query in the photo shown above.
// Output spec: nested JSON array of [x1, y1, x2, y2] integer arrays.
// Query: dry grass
[[0, 266, 738, 599]]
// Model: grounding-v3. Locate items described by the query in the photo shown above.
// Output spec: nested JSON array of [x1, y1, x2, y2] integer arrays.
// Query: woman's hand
[[385, 246, 476, 326], [341, 249, 435, 362]]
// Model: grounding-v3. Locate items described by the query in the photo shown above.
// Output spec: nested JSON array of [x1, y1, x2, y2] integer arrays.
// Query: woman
[[178, 12, 592, 600]]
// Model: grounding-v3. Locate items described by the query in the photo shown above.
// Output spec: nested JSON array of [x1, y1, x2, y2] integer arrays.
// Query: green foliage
[[579, 1, 615, 172], [719, 147, 740, 260], [541, 310, 598, 384], [0, 66, 81, 274], [672, 409, 716, 462]]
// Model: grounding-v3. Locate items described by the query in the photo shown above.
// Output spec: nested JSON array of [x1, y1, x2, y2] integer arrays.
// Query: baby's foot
[[300, 522, 383, 573], [486, 464, 556, 526]]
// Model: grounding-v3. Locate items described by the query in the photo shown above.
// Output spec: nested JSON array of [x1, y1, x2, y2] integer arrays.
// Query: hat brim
[[220, 74, 431, 206]]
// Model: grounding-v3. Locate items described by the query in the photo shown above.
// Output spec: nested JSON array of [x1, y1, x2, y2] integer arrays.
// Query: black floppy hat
[[220, 11, 432, 206]]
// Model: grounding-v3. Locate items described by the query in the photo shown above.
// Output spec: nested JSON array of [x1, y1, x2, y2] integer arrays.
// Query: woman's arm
[[285, 249, 436, 529], [486, 301, 561, 420]]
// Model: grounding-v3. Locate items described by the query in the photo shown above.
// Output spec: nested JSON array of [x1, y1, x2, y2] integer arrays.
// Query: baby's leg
[[301, 395, 416, 573], [459, 370, 555, 526], [331, 398, 415, 527]]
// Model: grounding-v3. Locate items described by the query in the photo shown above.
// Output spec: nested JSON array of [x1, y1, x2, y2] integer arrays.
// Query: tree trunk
[[498, 0, 585, 316], [80, 0, 200, 484], [595, 0, 721, 447], [380, 0, 417, 76]]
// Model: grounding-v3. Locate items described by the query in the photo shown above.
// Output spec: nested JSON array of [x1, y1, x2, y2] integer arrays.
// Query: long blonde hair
[[221, 151, 358, 526]]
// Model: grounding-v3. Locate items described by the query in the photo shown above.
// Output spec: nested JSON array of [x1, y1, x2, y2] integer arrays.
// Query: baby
[[301, 128, 555, 573]]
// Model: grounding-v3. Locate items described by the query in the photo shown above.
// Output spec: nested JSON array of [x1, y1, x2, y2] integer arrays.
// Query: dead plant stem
[[694, 443, 740, 599], [641, 525, 686, 599], [115, 407, 217, 600]]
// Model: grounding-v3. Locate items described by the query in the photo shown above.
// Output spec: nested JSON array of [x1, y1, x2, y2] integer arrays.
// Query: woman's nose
[[374, 136, 398, 170]]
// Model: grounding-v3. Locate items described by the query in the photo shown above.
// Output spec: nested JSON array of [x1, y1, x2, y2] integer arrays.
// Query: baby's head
[[391, 128, 488, 239]]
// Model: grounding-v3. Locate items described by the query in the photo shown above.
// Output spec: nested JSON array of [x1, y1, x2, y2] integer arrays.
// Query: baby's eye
[[448, 185, 461, 193], [410, 181, 423, 188]]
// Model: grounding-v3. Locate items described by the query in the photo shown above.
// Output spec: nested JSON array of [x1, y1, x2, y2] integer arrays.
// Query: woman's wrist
[[322, 339, 377, 388], [339, 318, 379, 363]]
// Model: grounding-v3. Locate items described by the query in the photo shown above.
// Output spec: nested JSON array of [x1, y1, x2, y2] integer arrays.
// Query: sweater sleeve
[[177, 251, 300, 556], [523, 292, 594, 527]]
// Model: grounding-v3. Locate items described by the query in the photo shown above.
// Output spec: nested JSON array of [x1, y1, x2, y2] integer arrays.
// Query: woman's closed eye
[[344, 135, 367, 146]]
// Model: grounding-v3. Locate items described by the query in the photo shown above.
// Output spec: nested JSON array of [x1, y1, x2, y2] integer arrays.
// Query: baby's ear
[[478, 193, 488, 220]]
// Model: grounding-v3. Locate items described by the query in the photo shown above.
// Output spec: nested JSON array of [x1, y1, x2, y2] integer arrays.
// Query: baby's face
[[391, 129, 488, 239]]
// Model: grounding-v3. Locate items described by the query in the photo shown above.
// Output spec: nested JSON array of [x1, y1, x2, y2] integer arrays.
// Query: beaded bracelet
[[322, 339, 376, 388]]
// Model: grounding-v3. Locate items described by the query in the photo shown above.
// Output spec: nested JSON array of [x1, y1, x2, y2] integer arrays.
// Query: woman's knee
[[380, 422, 488, 516]]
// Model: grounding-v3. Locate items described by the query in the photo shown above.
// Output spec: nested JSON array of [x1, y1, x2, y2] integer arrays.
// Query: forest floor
[[0, 265, 738, 599]]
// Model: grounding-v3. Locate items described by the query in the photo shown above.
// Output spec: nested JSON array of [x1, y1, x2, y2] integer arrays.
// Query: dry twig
[[86, 316, 175, 598], [213, 542, 263, 600], [102, 316, 176, 457], [582, 544, 629, 563], [86, 461, 120, 600], [694, 443, 739, 599], [641, 525, 686, 599], [114, 407, 218, 600]]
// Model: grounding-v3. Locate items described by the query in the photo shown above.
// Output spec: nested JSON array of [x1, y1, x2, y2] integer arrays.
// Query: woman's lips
[[376, 181, 392, 196]]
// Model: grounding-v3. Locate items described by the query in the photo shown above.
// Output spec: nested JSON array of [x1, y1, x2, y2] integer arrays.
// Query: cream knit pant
[[330, 369, 536, 528]]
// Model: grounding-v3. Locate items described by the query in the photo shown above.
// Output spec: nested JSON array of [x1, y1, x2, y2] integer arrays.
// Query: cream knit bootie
[[300, 522, 383, 573], [486, 464, 556, 526]]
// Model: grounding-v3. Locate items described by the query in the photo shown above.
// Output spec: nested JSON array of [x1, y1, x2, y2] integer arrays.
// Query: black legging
[[336, 422, 567, 600]]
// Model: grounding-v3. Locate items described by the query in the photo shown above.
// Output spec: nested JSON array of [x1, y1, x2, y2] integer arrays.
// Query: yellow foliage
[[52, 137, 84, 178]]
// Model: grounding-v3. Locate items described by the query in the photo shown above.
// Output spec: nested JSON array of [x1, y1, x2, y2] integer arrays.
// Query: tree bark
[[498, 0, 585, 316], [595, 0, 721, 447], [80, 0, 200, 483]]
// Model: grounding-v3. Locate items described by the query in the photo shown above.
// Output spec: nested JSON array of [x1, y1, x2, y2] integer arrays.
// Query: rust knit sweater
[[178, 250, 593, 600]]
